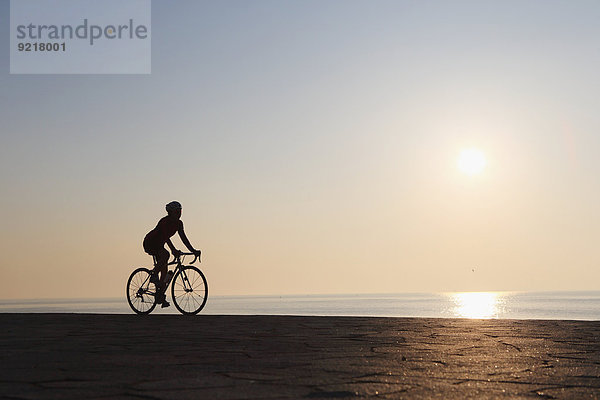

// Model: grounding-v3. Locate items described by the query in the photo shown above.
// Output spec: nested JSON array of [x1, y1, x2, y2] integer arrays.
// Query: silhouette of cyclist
[[143, 201, 201, 308]]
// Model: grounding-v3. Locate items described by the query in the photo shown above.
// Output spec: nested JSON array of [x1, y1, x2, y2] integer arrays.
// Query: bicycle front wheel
[[171, 266, 208, 315], [126, 267, 158, 315]]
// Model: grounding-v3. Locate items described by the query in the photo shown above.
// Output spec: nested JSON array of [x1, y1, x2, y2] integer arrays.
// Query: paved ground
[[0, 314, 599, 399]]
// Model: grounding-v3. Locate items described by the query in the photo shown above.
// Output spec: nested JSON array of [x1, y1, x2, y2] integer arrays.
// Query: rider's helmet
[[165, 201, 182, 212]]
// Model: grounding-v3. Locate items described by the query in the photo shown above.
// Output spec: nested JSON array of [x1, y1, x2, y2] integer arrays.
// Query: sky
[[1, 0, 600, 299]]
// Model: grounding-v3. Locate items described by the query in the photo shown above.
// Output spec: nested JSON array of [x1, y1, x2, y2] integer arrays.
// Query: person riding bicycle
[[143, 201, 201, 308]]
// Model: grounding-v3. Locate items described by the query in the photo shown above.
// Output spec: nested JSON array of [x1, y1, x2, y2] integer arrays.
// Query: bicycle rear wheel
[[127, 267, 158, 314], [171, 266, 208, 315]]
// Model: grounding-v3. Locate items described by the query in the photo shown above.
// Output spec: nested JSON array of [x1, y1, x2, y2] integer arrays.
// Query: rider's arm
[[178, 222, 198, 253], [166, 238, 178, 254]]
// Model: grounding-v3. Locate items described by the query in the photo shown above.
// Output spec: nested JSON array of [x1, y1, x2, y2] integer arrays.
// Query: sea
[[1, 291, 599, 320]]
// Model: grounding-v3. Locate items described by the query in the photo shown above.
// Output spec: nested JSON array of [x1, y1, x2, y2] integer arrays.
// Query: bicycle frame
[[135, 253, 200, 297], [157, 252, 201, 290]]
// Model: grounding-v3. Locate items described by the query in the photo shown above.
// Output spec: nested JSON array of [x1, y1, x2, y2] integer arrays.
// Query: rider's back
[[144, 215, 182, 249]]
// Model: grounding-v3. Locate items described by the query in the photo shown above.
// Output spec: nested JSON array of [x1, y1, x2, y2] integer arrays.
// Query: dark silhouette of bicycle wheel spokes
[[126, 268, 158, 315], [171, 266, 208, 315]]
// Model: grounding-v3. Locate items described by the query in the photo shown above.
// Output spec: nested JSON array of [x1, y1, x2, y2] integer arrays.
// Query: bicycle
[[126, 252, 208, 315]]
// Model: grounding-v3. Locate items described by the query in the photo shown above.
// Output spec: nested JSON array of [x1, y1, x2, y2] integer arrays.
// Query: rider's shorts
[[143, 236, 169, 261]]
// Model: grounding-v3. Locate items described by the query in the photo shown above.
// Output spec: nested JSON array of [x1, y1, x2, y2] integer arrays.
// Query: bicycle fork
[[179, 269, 194, 293]]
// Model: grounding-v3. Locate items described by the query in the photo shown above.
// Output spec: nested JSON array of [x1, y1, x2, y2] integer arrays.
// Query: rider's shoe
[[161, 300, 170, 308]]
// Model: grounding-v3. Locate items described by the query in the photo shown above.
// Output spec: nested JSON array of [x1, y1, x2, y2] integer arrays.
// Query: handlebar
[[168, 252, 201, 265]]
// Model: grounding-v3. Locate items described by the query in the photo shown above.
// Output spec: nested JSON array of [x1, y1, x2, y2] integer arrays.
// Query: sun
[[457, 148, 486, 176]]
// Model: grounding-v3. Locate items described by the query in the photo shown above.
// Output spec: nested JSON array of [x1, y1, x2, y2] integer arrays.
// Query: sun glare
[[451, 292, 502, 319], [458, 148, 486, 176]]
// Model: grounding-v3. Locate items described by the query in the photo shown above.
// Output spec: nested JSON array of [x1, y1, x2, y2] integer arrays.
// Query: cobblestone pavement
[[1, 314, 599, 399]]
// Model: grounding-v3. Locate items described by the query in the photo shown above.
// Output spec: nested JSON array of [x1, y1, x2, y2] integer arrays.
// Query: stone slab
[[1, 314, 599, 399]]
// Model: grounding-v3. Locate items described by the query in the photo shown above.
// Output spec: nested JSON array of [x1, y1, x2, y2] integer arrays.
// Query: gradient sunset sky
[[1, 0, 600, 299]]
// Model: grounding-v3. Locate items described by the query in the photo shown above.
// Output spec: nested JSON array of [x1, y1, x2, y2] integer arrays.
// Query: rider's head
[[165, 201, 182, 217]]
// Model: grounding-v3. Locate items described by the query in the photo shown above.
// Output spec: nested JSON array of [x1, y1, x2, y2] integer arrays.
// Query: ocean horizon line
[[2, 289, 599, 304], [1, 291, 599, 321]]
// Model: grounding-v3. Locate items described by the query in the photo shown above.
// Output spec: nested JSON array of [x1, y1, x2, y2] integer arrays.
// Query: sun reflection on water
[[450, 292, 503, 319]]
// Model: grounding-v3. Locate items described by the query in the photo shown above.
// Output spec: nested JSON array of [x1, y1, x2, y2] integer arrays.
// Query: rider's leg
[[144, 240, 163, 283], [155, 247, 169, 296]]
